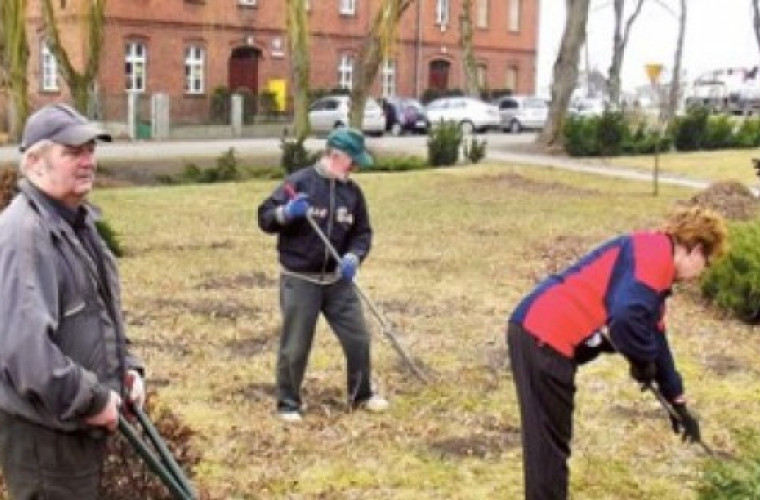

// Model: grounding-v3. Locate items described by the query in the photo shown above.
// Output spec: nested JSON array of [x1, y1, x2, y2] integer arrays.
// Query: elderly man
[[0, 103, 145, 499], [258, 128, 388, 422]]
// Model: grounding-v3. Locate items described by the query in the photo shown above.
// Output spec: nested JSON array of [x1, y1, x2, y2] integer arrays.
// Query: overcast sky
[[536, 0, 760, 94]]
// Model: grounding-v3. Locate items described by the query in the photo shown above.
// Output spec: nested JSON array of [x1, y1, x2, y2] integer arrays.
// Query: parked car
[[380, 97, 430, 135], [308, 95, 385, 135], [493, 95, 549, 133], [425, 97, 500, 133], [568, 97, 608, 117]]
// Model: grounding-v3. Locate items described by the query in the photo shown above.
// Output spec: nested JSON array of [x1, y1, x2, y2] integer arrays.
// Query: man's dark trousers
[[276, 274, 373, 412], [0, 410, 107, 499], [508, 322, 577, 500]]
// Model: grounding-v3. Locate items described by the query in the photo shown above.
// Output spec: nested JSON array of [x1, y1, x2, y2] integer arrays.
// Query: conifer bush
[[701, 220, 760, 323], [462, 136, 487, 164], [427, 120, 463, 167]]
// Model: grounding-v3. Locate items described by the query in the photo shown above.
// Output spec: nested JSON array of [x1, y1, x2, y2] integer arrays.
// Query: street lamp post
[[645, 63, 663, 196]]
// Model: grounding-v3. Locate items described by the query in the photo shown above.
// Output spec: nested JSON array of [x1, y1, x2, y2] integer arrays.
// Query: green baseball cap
[[326, 127, 373, 168]]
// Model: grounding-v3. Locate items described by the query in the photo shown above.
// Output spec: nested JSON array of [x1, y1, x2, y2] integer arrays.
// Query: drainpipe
[[415, 0, 422, 98]]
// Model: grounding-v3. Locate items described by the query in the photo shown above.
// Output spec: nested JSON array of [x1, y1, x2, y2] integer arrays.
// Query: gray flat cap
[[20, 103, 112, 152]]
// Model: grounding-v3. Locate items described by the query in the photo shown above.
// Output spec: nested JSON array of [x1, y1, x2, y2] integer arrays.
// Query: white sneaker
[[276, 410, 303, 423], [359, 394, 389, 413]]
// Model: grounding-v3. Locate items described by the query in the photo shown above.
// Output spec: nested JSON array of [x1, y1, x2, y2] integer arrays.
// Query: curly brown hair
[[661, 206, 729, 262]]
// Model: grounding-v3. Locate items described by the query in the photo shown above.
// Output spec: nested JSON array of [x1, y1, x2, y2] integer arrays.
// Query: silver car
[[308, 95, 385, 135], [494, 95, 548, 133], [425, 97, 500, 134]]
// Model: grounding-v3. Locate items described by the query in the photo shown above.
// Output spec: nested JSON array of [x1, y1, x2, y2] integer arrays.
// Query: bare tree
[[41, 0, 106, 114], [537, 0, 591, 148], [663, 0, 686, 123], [1, 0, 29, 141], [607, 0, 646, 106], [349, 0, 416, 128], [286, 0, 310, 141], [460, 0, 480, 97], [752, 0, 760, 62]]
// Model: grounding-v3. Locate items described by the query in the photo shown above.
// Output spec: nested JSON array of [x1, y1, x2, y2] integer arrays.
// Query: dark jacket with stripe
[[257, 164, 372, 273], [510, 231, 683, 400]]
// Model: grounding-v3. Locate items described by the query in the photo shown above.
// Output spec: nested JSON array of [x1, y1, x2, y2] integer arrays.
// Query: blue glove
[[339, 253, 359, 281], [283, 193, 310, 220]]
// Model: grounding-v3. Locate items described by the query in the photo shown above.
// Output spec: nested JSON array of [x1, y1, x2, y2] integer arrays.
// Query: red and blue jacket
[[510, 231, 684, 400]]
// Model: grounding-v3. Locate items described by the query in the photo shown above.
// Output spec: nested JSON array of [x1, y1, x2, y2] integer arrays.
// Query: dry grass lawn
[[90, 162, 760, 499]]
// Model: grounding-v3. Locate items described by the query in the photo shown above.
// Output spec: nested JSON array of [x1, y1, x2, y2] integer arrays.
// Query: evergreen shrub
[[672, 106, 709, 151], [702, 115, 736, 150], [701, 220, 760, 323], [427, 120, 463, 167], [280, 137, 320, 174], [462, 136, 487, 164], [563, 115, 601, 157]]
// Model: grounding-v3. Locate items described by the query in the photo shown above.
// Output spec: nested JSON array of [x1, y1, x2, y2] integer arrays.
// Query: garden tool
[[283, 183, 428, 383], [118, 403, 197, 500]]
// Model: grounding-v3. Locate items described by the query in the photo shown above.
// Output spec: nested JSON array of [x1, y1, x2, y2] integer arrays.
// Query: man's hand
[[671, 402, 701, 443], [629, 360, 656, 386], [339, 253, 359, 281], [85, 390, 122, 432], [283, 193, 310, 220], [125, 369, 146, 409]]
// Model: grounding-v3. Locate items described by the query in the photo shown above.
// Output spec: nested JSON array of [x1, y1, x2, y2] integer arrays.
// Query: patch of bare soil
[[101, 395, 209, 499], [195, 271, 276, 290], [222, 335, 273, 357], [680, 181, 760, 221], [608, 403, 663, 420], [428, 423, 521, 459], [704, 353, 755, 377], [129, 297, 262, 323], [470, 172, 600, 196], [525, 234, 594, 279], [133, 240, 234, 257]]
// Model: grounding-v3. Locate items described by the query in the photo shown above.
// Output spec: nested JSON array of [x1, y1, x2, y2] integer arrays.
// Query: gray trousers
[[276, 274, 373, 412], [0, 411, 107, 500]]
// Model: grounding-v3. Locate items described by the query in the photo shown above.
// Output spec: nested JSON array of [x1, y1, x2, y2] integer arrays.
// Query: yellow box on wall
[[266, 79, 287, 112]]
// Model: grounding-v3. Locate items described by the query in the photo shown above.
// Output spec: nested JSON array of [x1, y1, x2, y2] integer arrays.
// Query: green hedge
[[701, 220, 760, 323]]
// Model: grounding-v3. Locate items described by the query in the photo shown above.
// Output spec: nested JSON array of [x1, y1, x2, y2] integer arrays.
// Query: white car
[[568, 97, 608, 117], [308, 95, 385, 135], [493, 95, 549, 133], [425, 97, 500, 133]]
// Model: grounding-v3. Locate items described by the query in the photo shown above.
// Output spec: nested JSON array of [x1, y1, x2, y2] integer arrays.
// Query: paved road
[[0, 132, 712, 191]]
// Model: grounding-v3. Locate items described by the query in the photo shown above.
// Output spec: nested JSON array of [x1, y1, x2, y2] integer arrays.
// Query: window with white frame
[[339, 0, 355, 15], [381, 59, 396, 98], [508, 0, 521, 32], [506, 65, 518, 92], [476, 0, 488, 28], [125, 41, 147, 93], [338, 53, 354, 90], [40, 41, 59, 92], [184, 45, 205, 94], [435, 0, 449, 26], [237, 0, 256, 6]]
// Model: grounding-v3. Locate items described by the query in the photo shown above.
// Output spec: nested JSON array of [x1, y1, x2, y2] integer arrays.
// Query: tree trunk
[[2, 0, 29, 142], [537, 0, 591, 148], [286, 0, 311, 141], [752, 1, 760, 62], [663, 0, 686, 123], [607, 0, 646, 106], [41, 0, 105, 115], [349, 0, 415, 128], [459, 0, 480, 97]]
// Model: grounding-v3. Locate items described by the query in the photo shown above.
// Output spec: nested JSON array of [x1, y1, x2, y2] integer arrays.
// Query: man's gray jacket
[[0, 179, 140, 432]]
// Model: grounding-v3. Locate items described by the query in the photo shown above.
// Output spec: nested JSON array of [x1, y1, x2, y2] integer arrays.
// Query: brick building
[[24, 0, 538, 123]]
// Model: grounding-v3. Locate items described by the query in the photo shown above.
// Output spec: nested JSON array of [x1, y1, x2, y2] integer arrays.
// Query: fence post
[[127, 93, 138, 140], [151, 93, 170, 140], [231, 93, 243, 137]]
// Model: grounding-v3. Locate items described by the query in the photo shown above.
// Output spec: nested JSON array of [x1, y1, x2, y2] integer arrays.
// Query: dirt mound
[[682, 181, 759, 221]]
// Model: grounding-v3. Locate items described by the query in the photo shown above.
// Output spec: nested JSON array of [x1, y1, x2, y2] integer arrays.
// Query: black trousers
[[0, 411, 106, 500], [507, 322, 577, 500]]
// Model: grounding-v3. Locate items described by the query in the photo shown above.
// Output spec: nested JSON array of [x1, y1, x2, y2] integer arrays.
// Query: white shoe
[[276, 410, 303, 423], [359, 394, 389, 413]]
